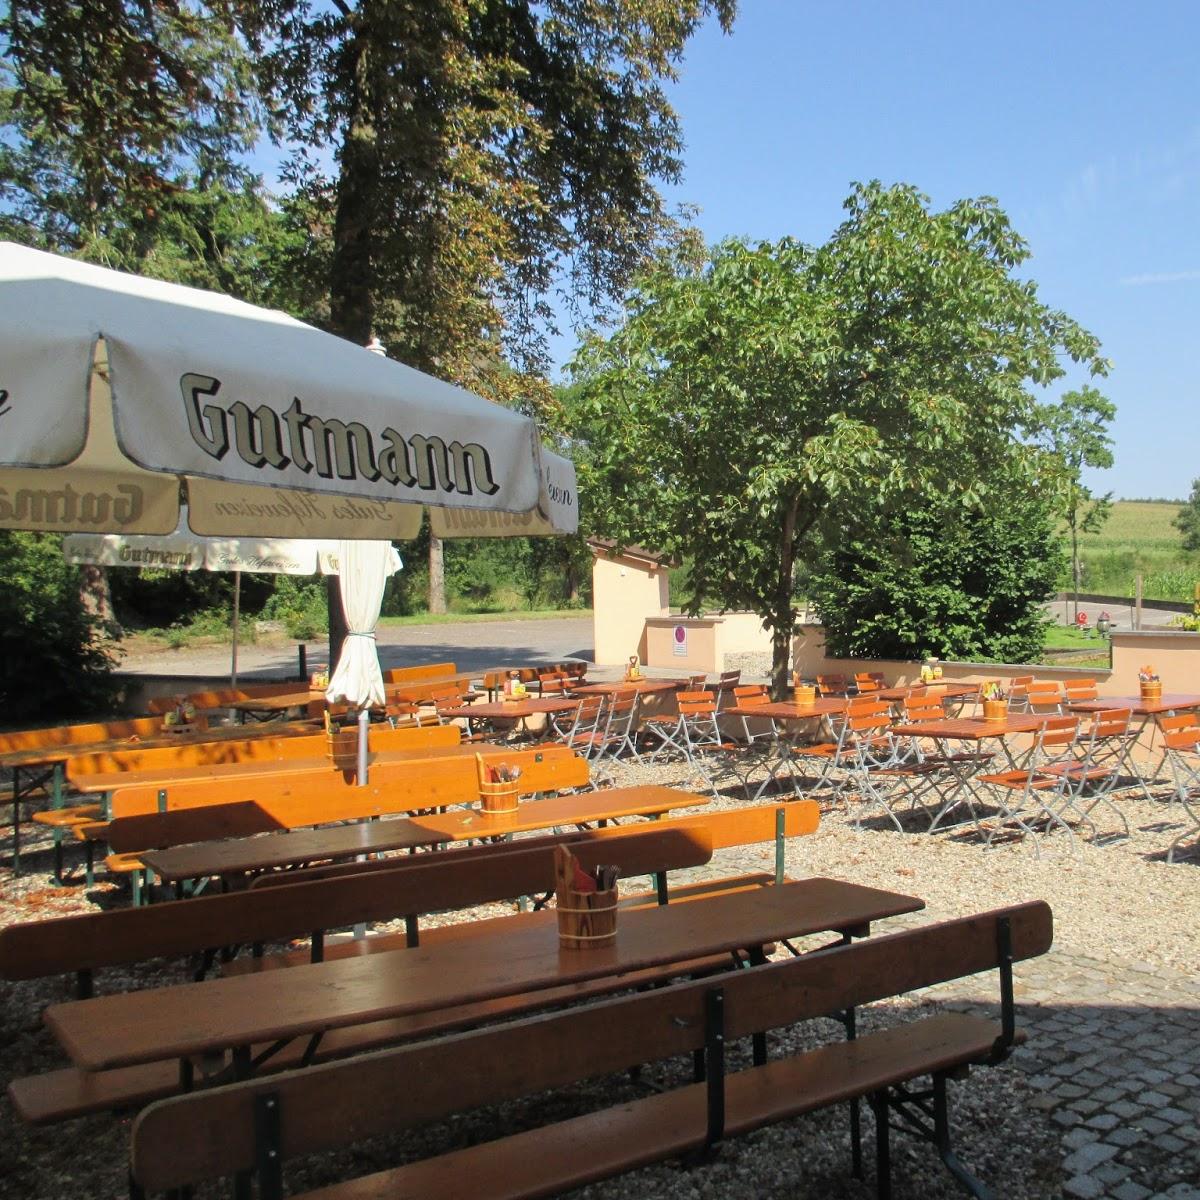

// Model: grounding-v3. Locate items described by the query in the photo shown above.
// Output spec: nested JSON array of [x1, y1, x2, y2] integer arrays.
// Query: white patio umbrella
[[62, 514, 362, 686], [0, 241, 577, 540]]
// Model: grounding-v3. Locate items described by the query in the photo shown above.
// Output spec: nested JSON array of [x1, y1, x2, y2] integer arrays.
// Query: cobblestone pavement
[[919, 943, 1200, 1199]]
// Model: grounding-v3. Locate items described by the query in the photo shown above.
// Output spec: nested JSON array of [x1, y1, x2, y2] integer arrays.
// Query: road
[[116, 615, 599, 683]]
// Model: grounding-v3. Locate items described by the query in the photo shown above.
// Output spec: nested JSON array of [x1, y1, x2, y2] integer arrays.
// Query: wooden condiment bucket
[[981, 699, 1007, 722], [478, 779, 519, 815]]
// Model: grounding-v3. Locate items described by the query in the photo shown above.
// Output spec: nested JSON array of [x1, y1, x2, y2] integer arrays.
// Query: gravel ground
[[1, 741, 1197, 1199]]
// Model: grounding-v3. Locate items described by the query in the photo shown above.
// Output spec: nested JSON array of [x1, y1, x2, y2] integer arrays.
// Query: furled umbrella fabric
[[325, 541, 403, 710]]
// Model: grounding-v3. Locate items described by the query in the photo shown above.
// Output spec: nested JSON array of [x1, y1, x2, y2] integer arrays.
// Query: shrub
[[0, 532, 120, 723]]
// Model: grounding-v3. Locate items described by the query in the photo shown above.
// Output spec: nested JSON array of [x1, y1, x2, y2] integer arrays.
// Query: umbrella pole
[[231, 570, 241, 689]]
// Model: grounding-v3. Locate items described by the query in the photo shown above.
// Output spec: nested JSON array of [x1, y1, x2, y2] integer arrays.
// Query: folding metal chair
[[838, 702, 918, 831], [975, 716, 1082, 853], [1160, 713, 1200, 861], [551, 694, 606, 756], [1038, 708, 1132, 842], [854, 672, 881, 695], [712, 669, 742, 712], [1025, 681, 1064, 717], [594, 692, 641, 761], [1005, 677, 1035, 713], [643, 690, 719, 764]]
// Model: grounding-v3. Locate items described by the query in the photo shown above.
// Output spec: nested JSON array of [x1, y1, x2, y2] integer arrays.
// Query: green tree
[[1035, 385, 1116, 619], [572, 183, 1108, 694], [1175, 478, 1200, 552], [0, 533, 119, 722], [235, 0, 735, 637], [807, 484, 1063, 665], [0, 0, 261, 271]]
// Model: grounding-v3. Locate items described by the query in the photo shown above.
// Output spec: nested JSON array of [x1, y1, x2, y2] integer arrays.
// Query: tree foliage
[[807, 485, 1063, 665], [234, 0, 735, 382], [1175, 478, 1200, 553], [572, 182, 1108, 691], [0, 533, 120, 722], [1034, 385, 1115, 608], [0, 0, 261, 270]]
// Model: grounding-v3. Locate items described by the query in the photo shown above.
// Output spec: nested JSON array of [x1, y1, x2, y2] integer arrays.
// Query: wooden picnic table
[[464, 697, 580, 718], [1065, 693, 1200, 716], [726, 699, 850, 720], [1064, 694, 1200, 799], [890, 714, 1050, 830], [138, 784, 709, 885], [2, 720, 320, 875], [45, 876, 924, 1072]]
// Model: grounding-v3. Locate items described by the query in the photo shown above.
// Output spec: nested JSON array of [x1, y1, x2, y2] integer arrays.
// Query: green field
[[1071, 500, 1199, 601]]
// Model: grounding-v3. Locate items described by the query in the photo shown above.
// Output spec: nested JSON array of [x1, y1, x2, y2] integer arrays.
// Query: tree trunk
[[770, 621, 793, 701], [324, 18, 379, 645], [428, 535, 446, 614], [1071, 521, 1081, 624], [79, 564, 118, 636]]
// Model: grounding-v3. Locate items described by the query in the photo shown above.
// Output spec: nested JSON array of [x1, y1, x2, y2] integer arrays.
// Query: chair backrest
[[1034, 715, 1080, 754], [816, 674, 851, 697], [676, 690, 718, 718], [902, 694, 946, 722], [717, 669, 741, 686], [1025, 681, 1063, 714], [732, 685, 769, 706], [853, 672, 880, 693], [1084, 707, 1131, 744], [1159, 711, 1200, 749], [687, 673, 708, 688], [1062, 678, 1099, 703], [537, 672, 570, 696]]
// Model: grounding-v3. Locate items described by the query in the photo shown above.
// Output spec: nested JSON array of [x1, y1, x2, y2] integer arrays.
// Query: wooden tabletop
[[46, 876, 924, 1071], [726, 699, 850, 720], [876, 682, 980, 702], [138, 785, 710, 883], [572, 679, 687, 696], [892, 714, 1050, 740], [463, 697, 580, 718], [0, 720, 320, 773], [1066, 693, 1200, 716]]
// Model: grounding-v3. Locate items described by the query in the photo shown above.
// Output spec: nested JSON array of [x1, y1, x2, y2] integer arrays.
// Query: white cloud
[[1119, 269, 1200, 286]]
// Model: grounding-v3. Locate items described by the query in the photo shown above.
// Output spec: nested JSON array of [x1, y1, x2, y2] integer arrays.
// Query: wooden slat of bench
[[108, 744, 584, 821], [73, 723, 460, 787], [0, 825, 712, 980], [300, 1015, 1011, 1200], [246, 799, 819, 889], [129, 902, 1051, 1190], [0, 716, 164, 755]]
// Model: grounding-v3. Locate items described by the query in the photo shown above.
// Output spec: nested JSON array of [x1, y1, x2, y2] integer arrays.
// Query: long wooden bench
[[5, 824, 719, 1124], [127, 901, 1053, 1200], [382, 662, 457, 684], [146, 681, 307, 716], [105, 742, 586, 820]]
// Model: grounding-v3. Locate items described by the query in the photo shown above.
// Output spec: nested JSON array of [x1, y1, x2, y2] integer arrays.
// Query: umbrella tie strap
[[345, 631, 377, 639]]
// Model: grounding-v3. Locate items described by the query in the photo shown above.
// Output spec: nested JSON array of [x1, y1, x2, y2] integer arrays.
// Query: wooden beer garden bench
[[230, 799, 819, 972], [6, 822, 744, 1125], [21, 873, 919, 1134], [5, 802, 821, 1127], [125, 901, 1051, 1200], [39, 724, 464, 886], [72, 744, 591, 898]]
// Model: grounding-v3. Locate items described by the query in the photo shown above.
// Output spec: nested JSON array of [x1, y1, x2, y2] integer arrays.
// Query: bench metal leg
[[934, 1074, 993, 1200], [871, 1089, 892, 1200]]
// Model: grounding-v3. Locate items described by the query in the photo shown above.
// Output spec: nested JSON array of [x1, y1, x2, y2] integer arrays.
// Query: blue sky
[[554, 0, 1198, 500]]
